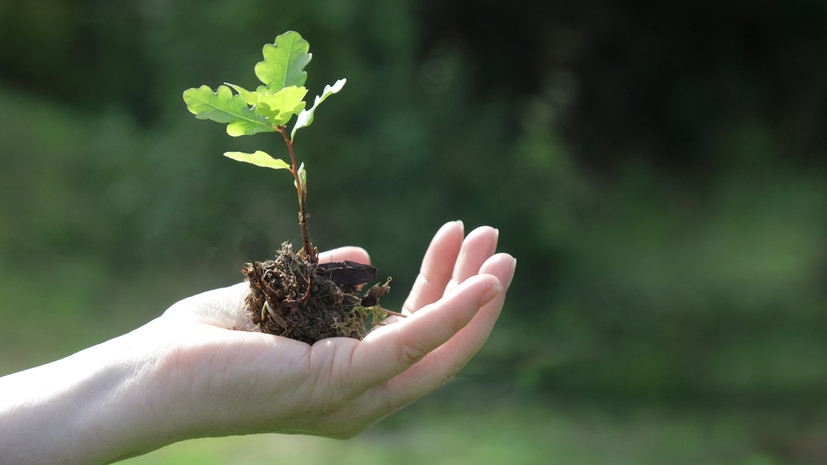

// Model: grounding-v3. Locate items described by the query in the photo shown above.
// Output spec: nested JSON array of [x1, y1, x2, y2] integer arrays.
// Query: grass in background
[[121, 391, 800, 465]]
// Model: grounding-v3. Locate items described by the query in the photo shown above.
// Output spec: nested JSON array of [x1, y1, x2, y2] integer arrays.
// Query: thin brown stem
[[279, 126, 317, 263], [382, 309, 407, 318]]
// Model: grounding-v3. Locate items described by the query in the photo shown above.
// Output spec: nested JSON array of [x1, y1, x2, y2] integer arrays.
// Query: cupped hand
[[136, 221, 515, 443]]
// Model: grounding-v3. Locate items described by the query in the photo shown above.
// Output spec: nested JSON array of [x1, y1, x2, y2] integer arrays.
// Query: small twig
[[382, 309, 407, 318]]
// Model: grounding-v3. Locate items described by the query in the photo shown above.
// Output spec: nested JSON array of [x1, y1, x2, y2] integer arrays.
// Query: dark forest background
[[1, 1, 826, 462]]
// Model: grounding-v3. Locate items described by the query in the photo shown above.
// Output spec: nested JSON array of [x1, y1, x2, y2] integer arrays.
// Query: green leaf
[[255, 31, 311, 91], [223, 151, 291, 170], [224, 83, 307, 126], [183, 85, 275, 137], [291, 78, 346, 139], [257, 86, 308, 125], [224, 83, 260, 106]]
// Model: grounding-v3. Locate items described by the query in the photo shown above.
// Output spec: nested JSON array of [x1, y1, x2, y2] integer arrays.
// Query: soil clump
[[241, 243, 390, 344]]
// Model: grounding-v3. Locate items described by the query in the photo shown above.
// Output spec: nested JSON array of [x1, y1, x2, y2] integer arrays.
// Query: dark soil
[[241, 243, 391, 344]]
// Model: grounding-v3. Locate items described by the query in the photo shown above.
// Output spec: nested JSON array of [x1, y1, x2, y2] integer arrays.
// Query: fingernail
[[480, 284, 504, 306], [506, 258, 517, 288], [456, 220, 465, 234]]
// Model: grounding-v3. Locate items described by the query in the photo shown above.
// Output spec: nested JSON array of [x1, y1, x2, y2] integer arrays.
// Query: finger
[[318, 246, 371, 265], [348, 274, 503, 392], [365, 254, 515, 409], [401, 220, 464, 315], [444, 226, 499, 295]]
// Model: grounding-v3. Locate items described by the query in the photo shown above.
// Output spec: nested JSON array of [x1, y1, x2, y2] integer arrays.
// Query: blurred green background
[[2, 1, 826, 463]]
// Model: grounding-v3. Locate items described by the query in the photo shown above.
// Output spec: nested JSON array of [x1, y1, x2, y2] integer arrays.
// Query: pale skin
[[0, 221, 515, 464]]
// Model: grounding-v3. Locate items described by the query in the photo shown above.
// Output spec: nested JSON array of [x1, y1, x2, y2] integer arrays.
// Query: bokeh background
[[2, 1, 827, 463]]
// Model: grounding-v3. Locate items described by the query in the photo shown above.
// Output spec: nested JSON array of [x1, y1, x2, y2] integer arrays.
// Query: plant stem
[[279, 126, 317, 263], [382, 309, 407, 318]]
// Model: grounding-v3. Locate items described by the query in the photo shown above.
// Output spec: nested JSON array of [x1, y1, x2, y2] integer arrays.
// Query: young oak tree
[[183, 31, 392, 343], [183, 30, 344, 264]]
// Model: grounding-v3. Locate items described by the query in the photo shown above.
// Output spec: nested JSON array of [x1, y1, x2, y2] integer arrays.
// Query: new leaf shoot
[[182, 31, 345, 263]]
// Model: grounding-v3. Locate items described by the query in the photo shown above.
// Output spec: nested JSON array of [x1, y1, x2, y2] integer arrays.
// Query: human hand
[[141, 221, 514, 444], [0, 221, 515, 464]]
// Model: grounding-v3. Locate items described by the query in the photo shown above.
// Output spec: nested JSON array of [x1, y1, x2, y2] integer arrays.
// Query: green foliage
[[292, 78, 346, 139], [183, 30, 344, 147], [255, 31, 311, 90], [182, 85, 274, 137], [181, 30, 346, 261], [223, 151, 291, 170], [255, 86, 308, 126]]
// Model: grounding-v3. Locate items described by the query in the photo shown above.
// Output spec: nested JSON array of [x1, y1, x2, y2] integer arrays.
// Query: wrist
[[0, 325, 170, 464], [75, 327, 173, 462]]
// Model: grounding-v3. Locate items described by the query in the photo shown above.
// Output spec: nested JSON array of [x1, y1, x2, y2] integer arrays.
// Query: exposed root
[[241, 243, 390, 344]]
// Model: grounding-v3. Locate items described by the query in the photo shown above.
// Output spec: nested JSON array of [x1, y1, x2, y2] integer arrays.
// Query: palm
[[153, 222, 514, 439]]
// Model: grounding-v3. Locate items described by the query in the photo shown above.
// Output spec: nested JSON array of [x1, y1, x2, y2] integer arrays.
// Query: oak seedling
[[183, 31, 390, 343]]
